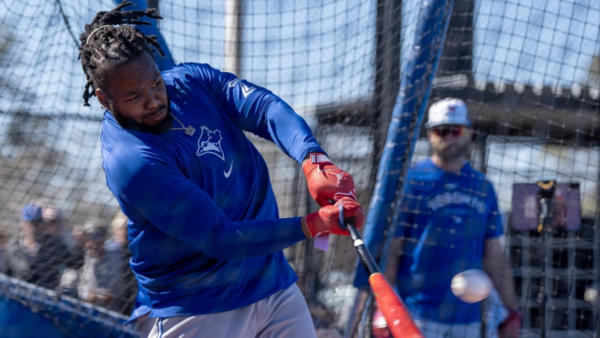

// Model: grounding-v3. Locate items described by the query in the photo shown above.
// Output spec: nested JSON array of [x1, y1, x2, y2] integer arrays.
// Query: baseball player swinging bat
[[339, 206, 423, 338]]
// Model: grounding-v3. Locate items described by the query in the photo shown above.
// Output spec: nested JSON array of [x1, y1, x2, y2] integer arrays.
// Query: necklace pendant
[[185, 126, 196, 136]]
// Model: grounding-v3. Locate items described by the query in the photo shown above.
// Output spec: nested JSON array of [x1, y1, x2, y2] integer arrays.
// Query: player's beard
[[109, 95, 172, 134], [109, 103, 130, 129], [432, 142, 470, 162]]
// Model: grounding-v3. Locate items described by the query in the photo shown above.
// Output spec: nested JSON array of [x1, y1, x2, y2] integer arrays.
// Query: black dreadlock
[[78, 1, 165, 106]]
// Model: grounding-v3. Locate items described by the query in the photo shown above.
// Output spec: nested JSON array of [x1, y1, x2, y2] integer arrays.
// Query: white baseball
[[584, 287, 598, 304], [584, 283, 600, 305], [451, 269, 492, 303]]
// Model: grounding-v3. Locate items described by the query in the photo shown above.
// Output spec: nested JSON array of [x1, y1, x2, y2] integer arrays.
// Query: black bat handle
[[339, 205, 381, 276]]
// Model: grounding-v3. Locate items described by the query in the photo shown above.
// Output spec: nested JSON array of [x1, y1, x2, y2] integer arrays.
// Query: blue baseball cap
[[21, 204, 43, 222]]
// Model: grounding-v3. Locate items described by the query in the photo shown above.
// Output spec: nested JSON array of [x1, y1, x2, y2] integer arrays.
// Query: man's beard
[[433, 142, 469, 161], [109, 100, 172, 134], [109, 102, 129, 128]]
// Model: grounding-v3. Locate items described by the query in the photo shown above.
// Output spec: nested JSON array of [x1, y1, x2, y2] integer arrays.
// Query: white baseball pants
[[138, 284, 317, 338]]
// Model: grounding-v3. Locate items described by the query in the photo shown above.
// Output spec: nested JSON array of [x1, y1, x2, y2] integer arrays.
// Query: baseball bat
[[339, 206, 423, 338]]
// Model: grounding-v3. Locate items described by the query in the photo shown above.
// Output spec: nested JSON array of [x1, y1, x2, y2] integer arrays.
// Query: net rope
[[0, 0, 598, 337]]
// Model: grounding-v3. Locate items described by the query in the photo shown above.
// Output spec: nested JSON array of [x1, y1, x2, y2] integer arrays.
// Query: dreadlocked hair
[[78, 1, 165, 106]]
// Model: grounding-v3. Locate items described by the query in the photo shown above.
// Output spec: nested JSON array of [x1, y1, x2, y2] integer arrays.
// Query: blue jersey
[[394, 159, 503, 324], [101, 63, 324, 322]]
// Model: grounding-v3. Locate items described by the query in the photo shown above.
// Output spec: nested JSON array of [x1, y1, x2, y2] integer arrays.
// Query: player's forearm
[[203, 217, 307, 260], [214, 69, 325, 162], [497, 259, 518, 310], [261, 99, 325, 163], [484, 251, 518, 310]]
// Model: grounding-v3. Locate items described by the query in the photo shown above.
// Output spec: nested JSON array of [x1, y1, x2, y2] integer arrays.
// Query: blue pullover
[[101, 63, 324, 321]]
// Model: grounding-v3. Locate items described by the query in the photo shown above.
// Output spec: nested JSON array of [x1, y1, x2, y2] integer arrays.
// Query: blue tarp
[[0, 295, 67, 338], [0, 274, 137, 338]]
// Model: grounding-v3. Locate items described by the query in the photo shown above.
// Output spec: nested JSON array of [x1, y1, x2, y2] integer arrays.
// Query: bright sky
[[1, 0, 599, 113]]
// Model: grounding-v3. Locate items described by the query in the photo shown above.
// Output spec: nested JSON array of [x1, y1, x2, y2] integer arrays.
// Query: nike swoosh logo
[[224, 161, 233, 178]]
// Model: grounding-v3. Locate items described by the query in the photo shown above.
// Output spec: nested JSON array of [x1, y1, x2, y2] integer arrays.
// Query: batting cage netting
[[0, 0, 598, 337]]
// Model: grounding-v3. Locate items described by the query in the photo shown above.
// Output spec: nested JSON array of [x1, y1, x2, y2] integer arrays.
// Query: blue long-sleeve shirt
[[101, 63, 324, 321]]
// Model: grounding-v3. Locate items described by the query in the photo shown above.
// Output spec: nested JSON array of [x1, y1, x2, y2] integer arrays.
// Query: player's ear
[[95, 88, 110, 109]]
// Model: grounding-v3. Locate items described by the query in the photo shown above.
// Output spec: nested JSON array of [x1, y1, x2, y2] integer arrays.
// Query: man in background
[[104, 210, 136, 314], [59, 212, 136, 314], [377, 99, 521, 337], [0, 228, 7, 274], [77, 221, 133, 313], [5, 203, 83, 290]]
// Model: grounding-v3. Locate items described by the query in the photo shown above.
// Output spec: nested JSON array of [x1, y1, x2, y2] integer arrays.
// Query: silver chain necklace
[[170, 113, 196, 136]]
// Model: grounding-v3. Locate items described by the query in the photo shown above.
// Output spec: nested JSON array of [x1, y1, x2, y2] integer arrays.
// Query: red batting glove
[[303, 153, 357, 206], [498, 310, 522, 338], [304, 197, 364, 237]]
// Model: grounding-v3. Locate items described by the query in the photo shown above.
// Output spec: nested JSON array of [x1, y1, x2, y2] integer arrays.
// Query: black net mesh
[[0, 0, 598, 337]]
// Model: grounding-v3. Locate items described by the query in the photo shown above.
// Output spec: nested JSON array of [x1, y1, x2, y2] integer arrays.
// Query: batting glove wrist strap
[[307, 153, 332, 165]]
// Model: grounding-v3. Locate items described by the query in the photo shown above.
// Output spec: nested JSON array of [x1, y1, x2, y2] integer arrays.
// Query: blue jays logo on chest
[[196, 126, 225, 161]]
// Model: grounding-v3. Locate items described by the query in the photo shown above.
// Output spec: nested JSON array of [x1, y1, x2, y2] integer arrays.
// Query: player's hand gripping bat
[[339, 206, 423, 338]]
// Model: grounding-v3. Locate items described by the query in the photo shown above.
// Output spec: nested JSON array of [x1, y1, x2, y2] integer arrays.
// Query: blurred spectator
[[58, 223, 86, 298], [78, 222, 112, 305], [77, 217, 135, 313], [105, 210, 128, 251], [0, 228, 8, 274], [4, 203, 83, 290], [107, 210, 136, 314]]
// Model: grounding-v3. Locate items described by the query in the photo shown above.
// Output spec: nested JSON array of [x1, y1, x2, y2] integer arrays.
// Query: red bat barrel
[[369, 273, 423, 338]]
